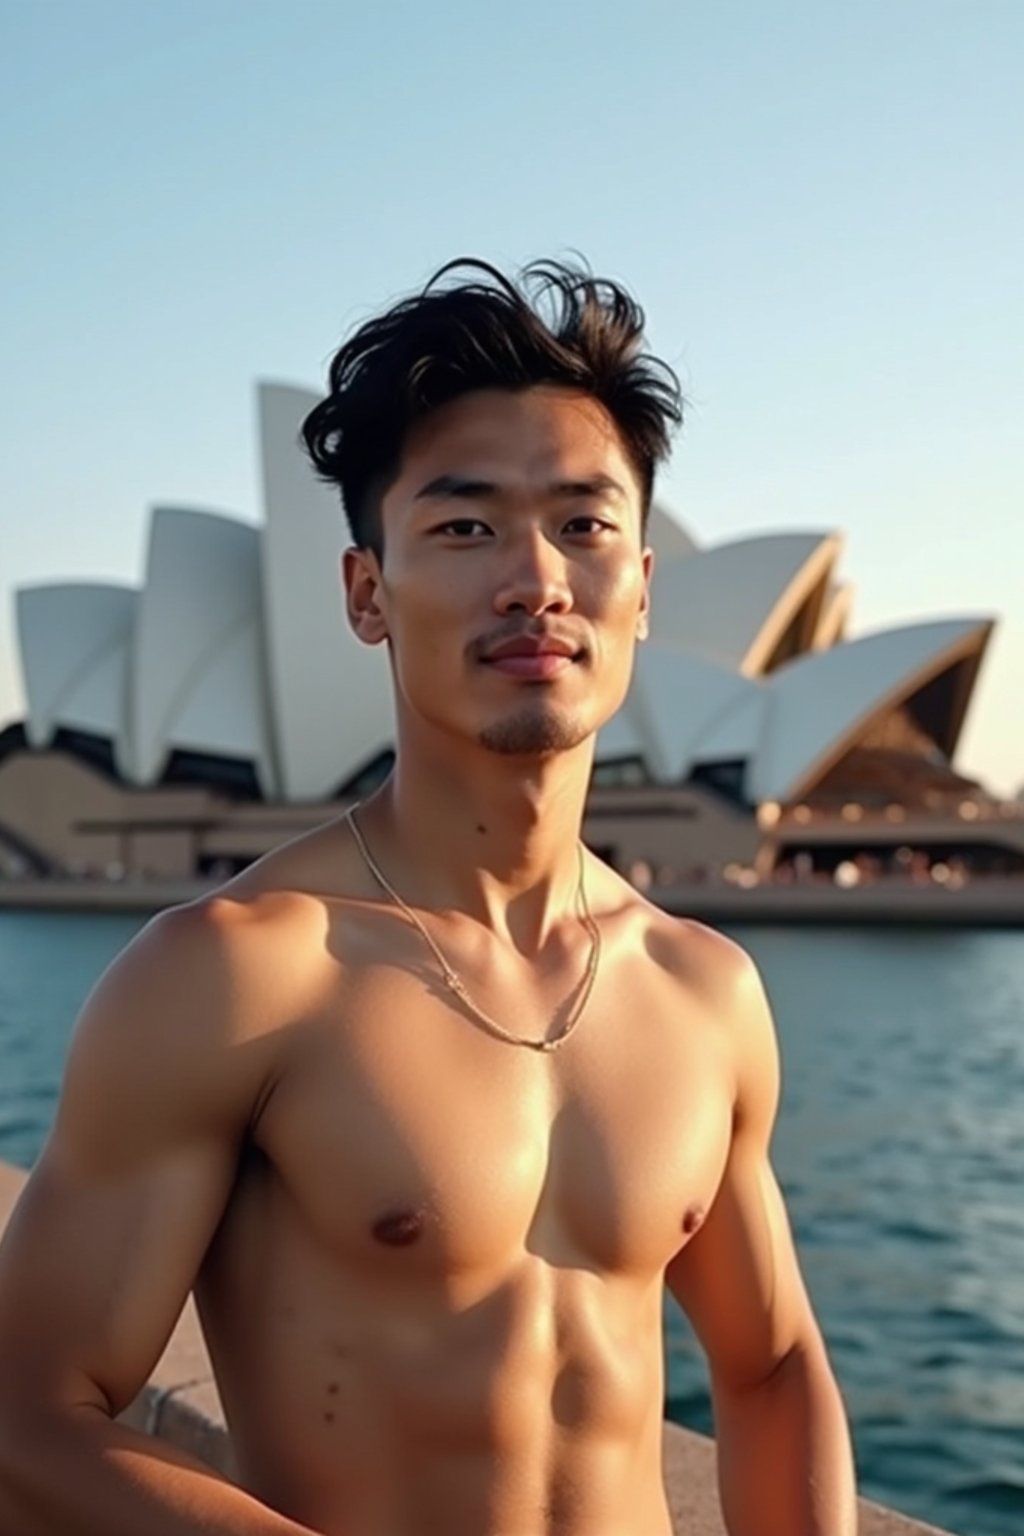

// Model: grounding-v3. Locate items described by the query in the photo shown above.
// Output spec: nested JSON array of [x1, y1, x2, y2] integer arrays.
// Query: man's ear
[[637, 546, 654, 642], [342, 547, 389, 645]]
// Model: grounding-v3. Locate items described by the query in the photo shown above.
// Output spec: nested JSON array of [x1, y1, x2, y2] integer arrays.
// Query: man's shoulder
[[96, 839, 347, 1055], [620, 901, 779, 1132], [152, 814, 358, 950], [614, 880, 759, 998], [139, 883, 321, 980]]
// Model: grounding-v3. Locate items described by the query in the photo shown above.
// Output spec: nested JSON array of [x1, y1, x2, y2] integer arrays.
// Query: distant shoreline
[[2, 876, 1023, 926]]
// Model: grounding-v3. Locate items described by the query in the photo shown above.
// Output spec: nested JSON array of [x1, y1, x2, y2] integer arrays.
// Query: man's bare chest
[[248, 957, 734, 1286]]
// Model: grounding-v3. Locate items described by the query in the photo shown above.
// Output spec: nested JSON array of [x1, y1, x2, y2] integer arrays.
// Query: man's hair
[[301, 258, 683, 556]]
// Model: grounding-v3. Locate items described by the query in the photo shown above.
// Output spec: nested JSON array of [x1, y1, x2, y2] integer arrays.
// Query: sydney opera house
[[2, 383, 1022, 891]]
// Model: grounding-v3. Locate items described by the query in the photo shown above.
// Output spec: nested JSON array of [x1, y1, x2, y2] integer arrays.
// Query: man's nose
[[493, 531, 572, 616]]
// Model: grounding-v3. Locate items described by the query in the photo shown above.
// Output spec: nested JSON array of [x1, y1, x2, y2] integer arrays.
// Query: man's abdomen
[[197, 1193, 672, 1535]]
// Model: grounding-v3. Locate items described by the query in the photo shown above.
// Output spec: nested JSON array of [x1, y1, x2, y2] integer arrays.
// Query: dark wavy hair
[[301, 258, 683, 556]]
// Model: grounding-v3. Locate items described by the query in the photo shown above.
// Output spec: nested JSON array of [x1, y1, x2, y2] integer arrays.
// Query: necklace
[[345, 806, 602, 1053]]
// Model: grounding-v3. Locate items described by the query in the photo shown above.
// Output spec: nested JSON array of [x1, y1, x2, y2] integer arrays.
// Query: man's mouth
[[480, 634, 584, 681], [484, 652, 577, 680]]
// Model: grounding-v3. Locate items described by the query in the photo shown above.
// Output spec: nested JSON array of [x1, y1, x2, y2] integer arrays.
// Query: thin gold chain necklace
[[345, 807, 602, 1053]]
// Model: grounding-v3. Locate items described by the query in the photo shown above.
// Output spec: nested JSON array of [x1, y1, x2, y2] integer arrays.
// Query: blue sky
[[2, 0, 1021, 790]]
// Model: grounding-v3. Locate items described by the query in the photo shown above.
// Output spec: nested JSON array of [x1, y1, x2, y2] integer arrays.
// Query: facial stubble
[[477, 698, 591, 757]]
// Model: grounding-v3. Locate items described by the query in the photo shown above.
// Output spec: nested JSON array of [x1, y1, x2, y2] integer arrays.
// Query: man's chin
[[477, 708, 591, 757]]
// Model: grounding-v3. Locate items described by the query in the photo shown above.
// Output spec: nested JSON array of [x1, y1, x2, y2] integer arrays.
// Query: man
[[0, 260, 856, 1534]]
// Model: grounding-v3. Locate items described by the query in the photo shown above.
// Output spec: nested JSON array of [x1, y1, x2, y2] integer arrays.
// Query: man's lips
[[485, 652, 577, 679], [480, 635, 583, 680]]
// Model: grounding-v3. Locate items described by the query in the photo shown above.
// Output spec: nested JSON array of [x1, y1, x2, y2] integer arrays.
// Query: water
[[2, 912, 1023, 1535]]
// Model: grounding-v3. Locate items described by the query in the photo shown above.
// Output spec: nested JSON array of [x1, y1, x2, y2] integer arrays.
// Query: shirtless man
[[0, 260, 856, 1535]]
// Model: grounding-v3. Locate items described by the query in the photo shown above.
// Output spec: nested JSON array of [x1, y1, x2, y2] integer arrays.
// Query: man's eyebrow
[[413, 472, 627, 501], [414, 475, 496, 500], [551, 474, 627, 499]]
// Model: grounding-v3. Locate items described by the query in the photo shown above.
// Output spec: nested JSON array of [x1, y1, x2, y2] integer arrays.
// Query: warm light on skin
[[343, 387, 653, 763]]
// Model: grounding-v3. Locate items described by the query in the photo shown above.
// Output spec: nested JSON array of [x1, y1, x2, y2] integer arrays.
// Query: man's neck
[[356, 736, 595, 953]]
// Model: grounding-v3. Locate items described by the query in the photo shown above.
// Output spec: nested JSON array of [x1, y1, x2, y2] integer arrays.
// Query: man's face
[[344, 386, 652, 759]]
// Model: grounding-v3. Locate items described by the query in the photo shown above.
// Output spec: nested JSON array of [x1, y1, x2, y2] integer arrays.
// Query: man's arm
[[0, 896, 320, 1536], [666, 932, 857, 1536]]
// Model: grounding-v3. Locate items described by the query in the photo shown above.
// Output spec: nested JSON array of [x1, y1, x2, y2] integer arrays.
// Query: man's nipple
[[372, 1208, 424, 1247], [682, 1204, 705, 1236]]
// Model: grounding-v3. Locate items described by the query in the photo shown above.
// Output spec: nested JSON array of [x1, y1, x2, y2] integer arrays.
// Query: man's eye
[[564, 515, 611, 535], [437, 518, 492, 537]]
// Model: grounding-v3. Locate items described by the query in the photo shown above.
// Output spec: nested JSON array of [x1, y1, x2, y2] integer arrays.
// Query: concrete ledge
[[0, 1160, 952, 1533]]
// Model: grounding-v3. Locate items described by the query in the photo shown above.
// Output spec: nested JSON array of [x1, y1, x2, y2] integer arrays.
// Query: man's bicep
[[666, 1130, 816, 1393], [666, 938, 819, 1392], [0, 1131, 237, 1416], [0, 902, 258, 1416]]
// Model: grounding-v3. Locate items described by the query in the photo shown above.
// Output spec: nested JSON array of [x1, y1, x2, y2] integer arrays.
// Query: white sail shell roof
[[649, 531, 841, 674], [647, 501, 698, 559], [259, 383, 394, 801], [166, 615, 275, 781], [690, 686, 768, 765], [125, 507, 276, 792], [627, 644, 761, 782], [750, 617, 992, 803], [814, 582, 853, 651], [595, 696, 649, 761], [15, 583, 136, 749]]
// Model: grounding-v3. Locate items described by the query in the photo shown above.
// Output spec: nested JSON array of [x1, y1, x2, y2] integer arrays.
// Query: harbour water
[[1, 909, 1022, 1535]]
